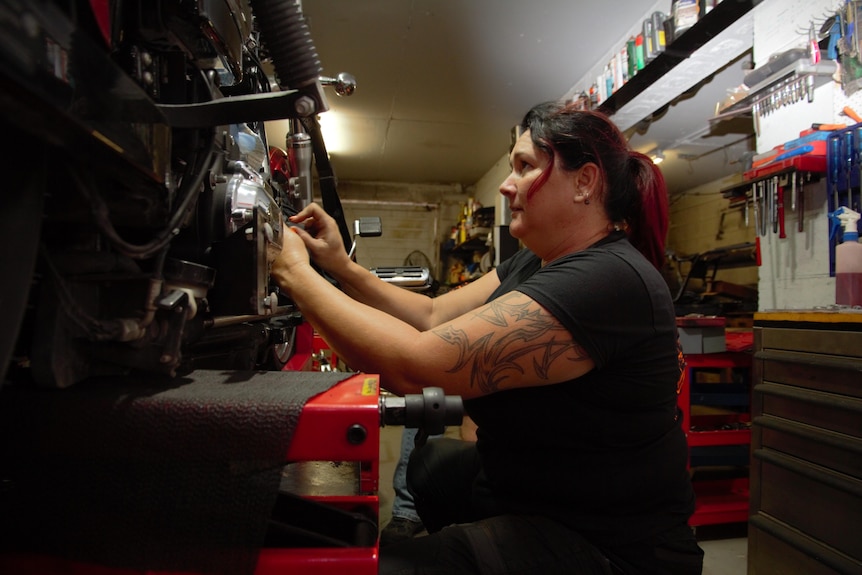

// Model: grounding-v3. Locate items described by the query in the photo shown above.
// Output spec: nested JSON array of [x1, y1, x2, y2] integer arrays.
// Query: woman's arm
[[272, 227, 594, 399], [330, 259, 502, 330], [289, 203, 500, 329]]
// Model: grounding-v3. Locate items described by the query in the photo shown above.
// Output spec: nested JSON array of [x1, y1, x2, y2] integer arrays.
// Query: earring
[[584, 197, 590, 205]]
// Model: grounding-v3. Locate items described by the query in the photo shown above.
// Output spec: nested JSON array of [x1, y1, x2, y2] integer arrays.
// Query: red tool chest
[[679, 351, 753, 527]]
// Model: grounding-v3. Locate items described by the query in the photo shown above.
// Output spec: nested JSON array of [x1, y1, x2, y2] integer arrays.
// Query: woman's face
[[499, 130, 570, 243]]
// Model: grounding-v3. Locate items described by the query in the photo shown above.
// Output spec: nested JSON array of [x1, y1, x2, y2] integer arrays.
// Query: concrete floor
[[377, 425, 749, 574]]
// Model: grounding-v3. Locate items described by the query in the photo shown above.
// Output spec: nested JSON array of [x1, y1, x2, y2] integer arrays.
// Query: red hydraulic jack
[[259, 376, 462, 575], [0, 374, 462, 575]]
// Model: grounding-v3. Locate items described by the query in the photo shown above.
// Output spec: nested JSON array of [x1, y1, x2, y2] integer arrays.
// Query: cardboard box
[[676, 316, 726, 354]]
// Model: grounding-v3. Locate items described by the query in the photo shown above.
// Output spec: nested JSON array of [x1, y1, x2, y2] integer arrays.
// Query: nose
[[499, 172, 516, 198]]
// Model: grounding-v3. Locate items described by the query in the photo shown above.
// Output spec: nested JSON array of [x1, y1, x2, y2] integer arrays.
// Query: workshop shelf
[[679, 350, 753, 527]]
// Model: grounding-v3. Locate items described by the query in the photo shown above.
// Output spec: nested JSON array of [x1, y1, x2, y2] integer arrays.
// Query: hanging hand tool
[[829, 133, 841, 211], [751, 183, 762, 266], [769, 176, 784, 234], [777, 178, 786, 239], [798, 173, 805, 232], [759, 179, 766, 235], [790, 171, 796, 212], [753, 101, 761, 136], [752, 183, 759, 234], [846, 130, 855, 209]]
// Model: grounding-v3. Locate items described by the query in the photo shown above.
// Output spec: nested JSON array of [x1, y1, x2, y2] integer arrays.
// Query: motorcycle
[[0, 0, 355, 387]]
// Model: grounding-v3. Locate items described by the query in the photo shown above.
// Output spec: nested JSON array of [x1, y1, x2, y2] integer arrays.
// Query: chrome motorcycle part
[[287, 119, 314, 208], [320, 72, 357, 97]]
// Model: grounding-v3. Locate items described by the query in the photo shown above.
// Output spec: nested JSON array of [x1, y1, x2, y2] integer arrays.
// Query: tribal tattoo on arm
[[431, 292, 590, 394]]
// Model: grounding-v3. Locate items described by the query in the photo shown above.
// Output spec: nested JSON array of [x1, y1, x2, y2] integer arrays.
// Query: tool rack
[[721, 123, 862, 278], [721, 155, 827, 267], [678, 351, 754, 527]]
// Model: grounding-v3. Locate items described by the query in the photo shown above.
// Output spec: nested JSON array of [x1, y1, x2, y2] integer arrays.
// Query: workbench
[[749, 310, 862, 575]]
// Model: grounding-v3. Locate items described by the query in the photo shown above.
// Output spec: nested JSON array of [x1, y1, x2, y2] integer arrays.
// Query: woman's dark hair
[[519, 101, 669, 270]]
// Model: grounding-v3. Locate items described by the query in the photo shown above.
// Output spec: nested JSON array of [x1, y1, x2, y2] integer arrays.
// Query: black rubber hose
[[250, 0, 322, 89]]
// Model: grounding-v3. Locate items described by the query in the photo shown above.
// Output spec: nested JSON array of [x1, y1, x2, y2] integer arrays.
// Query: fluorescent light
[[651, 149, 665, 165]]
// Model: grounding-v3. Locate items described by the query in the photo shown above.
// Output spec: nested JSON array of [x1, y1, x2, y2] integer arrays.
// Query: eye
[[513, 159, 532, 175]]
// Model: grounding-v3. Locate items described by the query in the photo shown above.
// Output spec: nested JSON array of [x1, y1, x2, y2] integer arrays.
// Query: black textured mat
[[0, 369, 350, 575]]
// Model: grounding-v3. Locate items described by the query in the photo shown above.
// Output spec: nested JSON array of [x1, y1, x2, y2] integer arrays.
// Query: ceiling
[[266, 0, 757, 198]]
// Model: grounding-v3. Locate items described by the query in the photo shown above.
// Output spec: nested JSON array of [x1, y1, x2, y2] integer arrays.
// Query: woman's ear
[[573, 162, 601, 203], [576, 162, 600, 194]]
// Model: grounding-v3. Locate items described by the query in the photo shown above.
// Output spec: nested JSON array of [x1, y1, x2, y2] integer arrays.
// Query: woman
[[271, 101, 703, 574]]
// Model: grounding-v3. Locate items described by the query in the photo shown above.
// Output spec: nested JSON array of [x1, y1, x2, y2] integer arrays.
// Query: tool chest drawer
[[749, 312, 862, 575]]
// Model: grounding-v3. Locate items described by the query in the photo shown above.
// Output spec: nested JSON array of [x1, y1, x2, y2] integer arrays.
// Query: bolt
[[294, 95, 316, 117]]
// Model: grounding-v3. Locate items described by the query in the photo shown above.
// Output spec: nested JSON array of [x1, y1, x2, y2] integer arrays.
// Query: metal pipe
[[207, 307, 296, 328]]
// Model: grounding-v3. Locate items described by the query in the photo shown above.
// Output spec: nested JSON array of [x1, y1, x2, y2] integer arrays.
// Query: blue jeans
[[390, 427, 421, 522]]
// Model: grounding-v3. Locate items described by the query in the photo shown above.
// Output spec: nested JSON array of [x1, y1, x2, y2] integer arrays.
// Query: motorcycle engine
[[0, 0, 346, 387]]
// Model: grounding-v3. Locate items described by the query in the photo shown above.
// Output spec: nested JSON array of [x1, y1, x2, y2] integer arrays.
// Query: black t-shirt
[[464, 232, 694, 549]]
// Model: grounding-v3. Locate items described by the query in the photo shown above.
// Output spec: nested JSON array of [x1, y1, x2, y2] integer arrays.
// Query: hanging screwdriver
[[846, 130, 855, 209], [828, 133, 841, 211], [798, 173, 805, 232], [777, 179, 786, 239]]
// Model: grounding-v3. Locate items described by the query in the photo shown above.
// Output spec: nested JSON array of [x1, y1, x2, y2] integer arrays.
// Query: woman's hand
[[271, 224, 314, 295], [288, 203, 352, 275]]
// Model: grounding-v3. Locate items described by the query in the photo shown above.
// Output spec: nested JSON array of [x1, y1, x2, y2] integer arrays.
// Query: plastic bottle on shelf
[[830, 207, 862, 306], [651, 11, 667, 54], [626, 37, 637, 79], [671, 0, 700, 38], [643, 17, 655, 61]]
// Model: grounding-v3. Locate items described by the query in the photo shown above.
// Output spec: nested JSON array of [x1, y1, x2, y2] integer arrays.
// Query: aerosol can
[[830, 207, 862, 306]]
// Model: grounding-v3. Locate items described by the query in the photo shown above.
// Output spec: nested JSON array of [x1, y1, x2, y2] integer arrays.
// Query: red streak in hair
[[526, 154, 554, 203]]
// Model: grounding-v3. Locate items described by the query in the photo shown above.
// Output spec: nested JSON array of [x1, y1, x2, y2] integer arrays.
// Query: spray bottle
[[829, 206, 862, 306]]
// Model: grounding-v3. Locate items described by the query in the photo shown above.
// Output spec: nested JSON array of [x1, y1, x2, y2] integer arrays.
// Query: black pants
[[378, 438, 703, 575]]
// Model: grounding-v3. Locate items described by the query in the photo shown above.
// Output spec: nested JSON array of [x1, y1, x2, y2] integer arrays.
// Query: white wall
[[318, 181, 466, 283]]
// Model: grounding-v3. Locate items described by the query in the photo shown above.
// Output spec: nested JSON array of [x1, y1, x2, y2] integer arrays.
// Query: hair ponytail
[[626, 151, 668, 270]]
